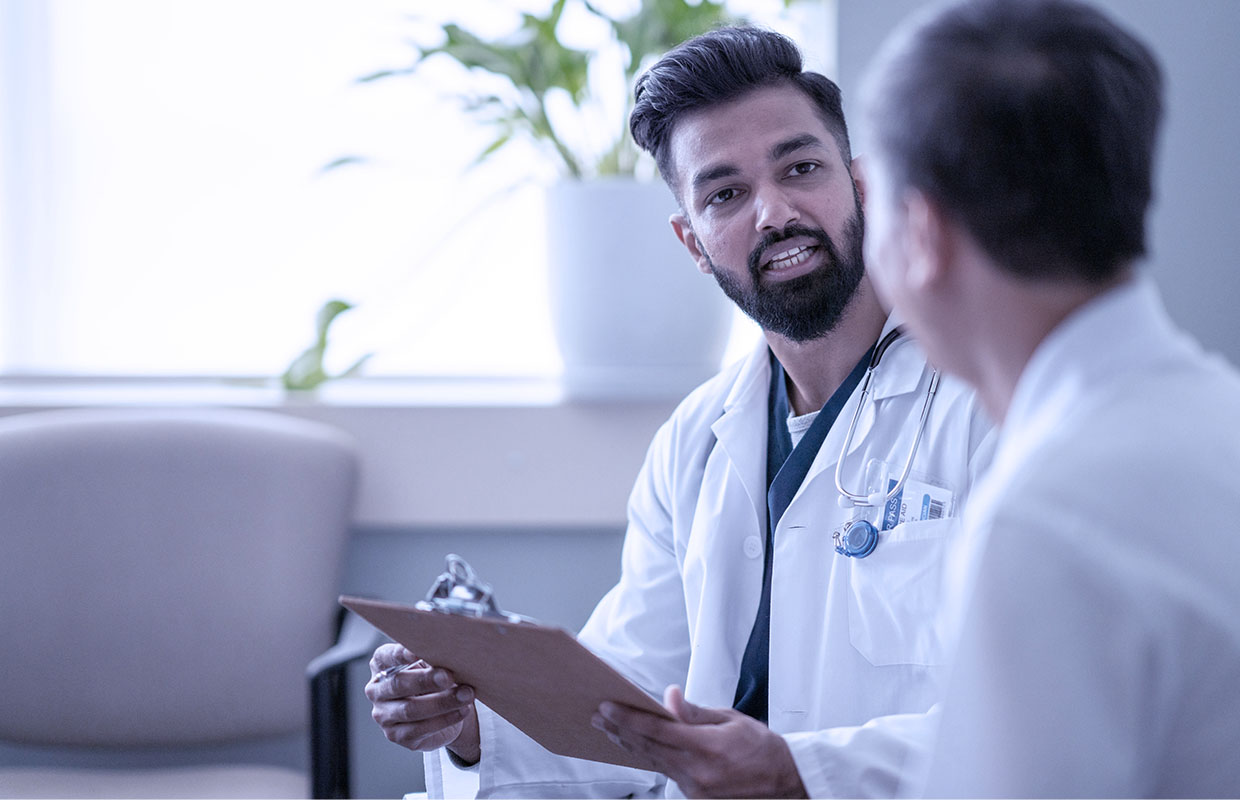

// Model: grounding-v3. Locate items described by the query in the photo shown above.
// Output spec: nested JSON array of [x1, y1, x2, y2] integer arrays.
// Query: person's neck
[[765, 284, 887, 417], [973, 269, 1135, 425]]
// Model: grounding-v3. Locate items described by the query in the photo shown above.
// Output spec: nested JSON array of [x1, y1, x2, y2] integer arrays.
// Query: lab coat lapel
[[711, 341, 772, 522]]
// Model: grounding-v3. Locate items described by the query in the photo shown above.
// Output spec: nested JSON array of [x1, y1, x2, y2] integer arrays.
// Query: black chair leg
[[308, 609, 387, 799]]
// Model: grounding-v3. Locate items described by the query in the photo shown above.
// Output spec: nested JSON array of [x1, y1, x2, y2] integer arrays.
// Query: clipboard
[[340, 555, 671, 770]]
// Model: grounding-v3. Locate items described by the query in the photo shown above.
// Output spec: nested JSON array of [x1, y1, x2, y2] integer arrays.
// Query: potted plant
[[363, 0, 793, 397]]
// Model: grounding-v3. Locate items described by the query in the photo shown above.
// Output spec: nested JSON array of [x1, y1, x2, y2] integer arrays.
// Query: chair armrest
[[307, 609, 387, 799]]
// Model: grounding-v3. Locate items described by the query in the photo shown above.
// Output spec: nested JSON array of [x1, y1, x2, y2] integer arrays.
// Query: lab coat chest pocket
[[847, 517, 955, 666]]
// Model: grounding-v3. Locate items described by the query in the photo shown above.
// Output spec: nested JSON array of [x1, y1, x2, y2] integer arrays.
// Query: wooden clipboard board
[[340, 595, 671, 770]]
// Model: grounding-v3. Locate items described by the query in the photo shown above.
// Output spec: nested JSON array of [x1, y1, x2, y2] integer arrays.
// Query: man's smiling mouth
[[763, 244, 818, 271]]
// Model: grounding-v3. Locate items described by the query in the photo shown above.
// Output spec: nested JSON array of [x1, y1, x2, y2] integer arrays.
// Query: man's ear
[[904, 189, 952, 291], [670, 213, 712, 275], [850, 154, 867, 206]]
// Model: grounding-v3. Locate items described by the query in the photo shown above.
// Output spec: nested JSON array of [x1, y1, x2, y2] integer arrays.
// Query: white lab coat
[[427, 317, 994, 799], [913, 278, 1240, 797]]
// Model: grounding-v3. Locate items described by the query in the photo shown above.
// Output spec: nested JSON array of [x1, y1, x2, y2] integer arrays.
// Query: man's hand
[[365, 643, 481, 764], [591, 685, 808, 799]]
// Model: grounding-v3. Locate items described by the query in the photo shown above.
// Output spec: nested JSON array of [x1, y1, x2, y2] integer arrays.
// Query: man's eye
[[788, 161, 818, 177], [708, 187, 736, 206]]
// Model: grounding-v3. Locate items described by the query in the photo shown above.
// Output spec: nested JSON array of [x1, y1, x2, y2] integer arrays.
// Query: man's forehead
[[668, 84, 841, 174]]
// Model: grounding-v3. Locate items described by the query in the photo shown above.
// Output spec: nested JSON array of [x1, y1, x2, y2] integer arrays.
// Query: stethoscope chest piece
[[834, 519, 879, 558]]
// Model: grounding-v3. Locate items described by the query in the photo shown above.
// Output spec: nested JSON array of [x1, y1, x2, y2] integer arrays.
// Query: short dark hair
[[861, 0, 1163, 282], [630, 25, 851, 202]]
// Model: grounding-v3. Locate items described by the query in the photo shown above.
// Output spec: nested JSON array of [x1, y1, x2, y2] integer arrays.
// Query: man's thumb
[[664, 685, 730, 725]]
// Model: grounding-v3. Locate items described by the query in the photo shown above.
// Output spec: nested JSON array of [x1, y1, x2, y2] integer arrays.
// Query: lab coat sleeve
[[426, 702, 661, 799], [575, 410, 696, 695], [427, 413, 695, 798], [784, 708, 939, 799]]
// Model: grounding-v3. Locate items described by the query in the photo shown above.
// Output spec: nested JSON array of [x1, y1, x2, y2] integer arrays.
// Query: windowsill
[[0, 375, 569, 409], [0, 368, 721, 407], [0, 375, 682, 529]]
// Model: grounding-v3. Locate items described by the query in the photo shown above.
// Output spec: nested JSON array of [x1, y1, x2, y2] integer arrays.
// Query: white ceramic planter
[[546, 178, 734, 399]]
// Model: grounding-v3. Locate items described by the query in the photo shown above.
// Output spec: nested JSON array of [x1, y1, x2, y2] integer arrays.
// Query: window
[[1, 0, 830, 379]]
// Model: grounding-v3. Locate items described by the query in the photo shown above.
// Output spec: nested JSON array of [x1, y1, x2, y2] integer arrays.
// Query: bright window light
[[0, 0, 826, 379]]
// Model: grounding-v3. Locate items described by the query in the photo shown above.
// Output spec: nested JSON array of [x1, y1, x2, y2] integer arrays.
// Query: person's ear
[[850, 154, 867, 207], [904, 189, 952, 292], [670, 213, 712, 275]]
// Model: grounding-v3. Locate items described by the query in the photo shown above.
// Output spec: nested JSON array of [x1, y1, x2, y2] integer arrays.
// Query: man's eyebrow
[[690, 163, 739, 195], [770, 133, 827, 162]]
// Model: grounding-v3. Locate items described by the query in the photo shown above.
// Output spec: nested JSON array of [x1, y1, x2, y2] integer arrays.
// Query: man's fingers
[[376, 690, 472, 727], [373, 684, 475, 725], [365, 643, 480, 757], [590, 713, 629, 751], [592, 710, 687, 772], [596, 691, 803, 799], [366, 664, 471, 708], [597, 701, 694, 749], [369, 643, 417, 673], [382, 709, 467, 751]]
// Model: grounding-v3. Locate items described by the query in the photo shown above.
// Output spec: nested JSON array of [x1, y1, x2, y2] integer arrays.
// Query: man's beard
[[706, 203, 866, 343]]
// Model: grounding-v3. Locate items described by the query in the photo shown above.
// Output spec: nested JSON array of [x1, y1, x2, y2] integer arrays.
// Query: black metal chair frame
[[307, 608, 387, 799]]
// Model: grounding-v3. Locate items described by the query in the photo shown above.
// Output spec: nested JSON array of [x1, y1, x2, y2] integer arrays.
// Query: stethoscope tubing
[[834, 327, 941, 508]]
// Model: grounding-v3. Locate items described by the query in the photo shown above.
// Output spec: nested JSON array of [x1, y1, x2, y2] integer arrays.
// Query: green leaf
[[281, 299, 359, 392], [320, 156, 368, 173], [315, 299, 354, 341], [356, 67, 415, 84], [339, 353, 373, 380], [606, 0, 738, 80], [281, 346, 329, 391], [472, 131, 514, 167]]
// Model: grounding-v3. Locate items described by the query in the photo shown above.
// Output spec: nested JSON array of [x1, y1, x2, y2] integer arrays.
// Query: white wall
[[839, 0, 1240, 367]]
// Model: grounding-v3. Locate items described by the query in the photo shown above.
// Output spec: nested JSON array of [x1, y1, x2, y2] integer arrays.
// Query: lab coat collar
[[868, 313, 927, 401], [723, 313, 924, 410], [712, 316, 932, 503], [721, 337, 774, 416], [810, 314, 934, 482], [999, 275, 1188, 461], [968, 277, 1183, 539]]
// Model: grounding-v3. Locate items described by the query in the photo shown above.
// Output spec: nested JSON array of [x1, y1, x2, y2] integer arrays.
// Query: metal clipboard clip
[[369, 554, 537, 683], [414, 553, 534, 625]]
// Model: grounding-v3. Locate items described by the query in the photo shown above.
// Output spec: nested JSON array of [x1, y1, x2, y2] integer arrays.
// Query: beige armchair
[[0, 408, 359, 798]]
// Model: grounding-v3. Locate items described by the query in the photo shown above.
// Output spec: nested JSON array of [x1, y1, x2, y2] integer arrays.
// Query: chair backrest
[[0, 408, 359, 748]]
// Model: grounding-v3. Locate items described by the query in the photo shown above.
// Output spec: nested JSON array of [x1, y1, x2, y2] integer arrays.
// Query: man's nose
[[755, 184, 799, 232]]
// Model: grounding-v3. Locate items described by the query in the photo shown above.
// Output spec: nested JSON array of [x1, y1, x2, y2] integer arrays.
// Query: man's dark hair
[[862, 0, 1163, 283], [630, 25, 851, 202]]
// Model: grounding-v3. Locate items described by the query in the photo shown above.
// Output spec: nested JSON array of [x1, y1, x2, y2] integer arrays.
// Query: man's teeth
[[766, 245, 814, 270]]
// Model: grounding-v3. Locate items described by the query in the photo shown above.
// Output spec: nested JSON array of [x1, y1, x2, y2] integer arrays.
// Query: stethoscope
[[832, 327, 940, 558]]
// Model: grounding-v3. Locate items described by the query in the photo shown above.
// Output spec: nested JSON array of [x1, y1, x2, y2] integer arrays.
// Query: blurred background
[[0, 1, 1236, 797]]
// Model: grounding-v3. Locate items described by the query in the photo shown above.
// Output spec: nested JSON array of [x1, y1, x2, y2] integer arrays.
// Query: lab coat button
[[743, 536, 762, 559]]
